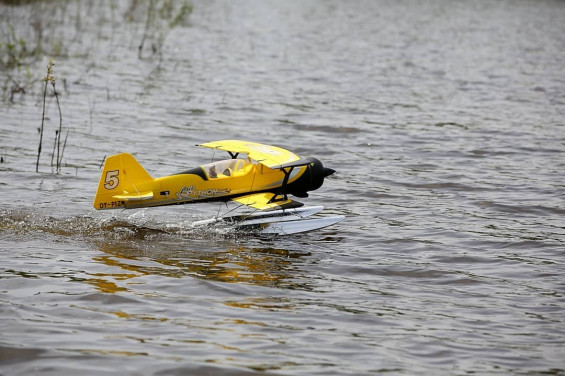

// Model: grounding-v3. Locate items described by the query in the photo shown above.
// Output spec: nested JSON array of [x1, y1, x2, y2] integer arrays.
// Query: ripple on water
[[2, 0, 565, 374]]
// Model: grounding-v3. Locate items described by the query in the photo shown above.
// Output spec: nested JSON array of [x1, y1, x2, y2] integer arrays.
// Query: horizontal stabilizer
[[232, 192, 303, 211], [113, 191, 154, 201]]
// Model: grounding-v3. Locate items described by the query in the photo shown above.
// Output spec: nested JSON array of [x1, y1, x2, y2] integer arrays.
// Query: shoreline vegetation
[[0, 0, 193, 172]]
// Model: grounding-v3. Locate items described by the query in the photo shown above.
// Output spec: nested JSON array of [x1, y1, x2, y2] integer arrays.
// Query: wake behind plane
[[93, 140, 344, 234]]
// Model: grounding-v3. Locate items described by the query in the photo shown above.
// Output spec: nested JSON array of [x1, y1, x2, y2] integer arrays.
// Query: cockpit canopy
[[201, 158, 249, 179]]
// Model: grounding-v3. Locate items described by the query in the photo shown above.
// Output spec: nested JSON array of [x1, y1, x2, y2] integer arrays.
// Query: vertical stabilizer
[[93, 153, 153, 210]]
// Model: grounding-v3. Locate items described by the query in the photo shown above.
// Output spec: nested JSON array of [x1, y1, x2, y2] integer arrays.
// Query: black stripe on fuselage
[[174, 167, 208, 181]]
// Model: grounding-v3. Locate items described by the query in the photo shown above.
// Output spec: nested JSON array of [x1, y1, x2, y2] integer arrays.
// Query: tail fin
[[93, 153, 154, 210]]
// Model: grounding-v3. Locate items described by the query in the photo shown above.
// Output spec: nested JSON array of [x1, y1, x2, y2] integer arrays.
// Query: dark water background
[[1, 1, 564, 374]]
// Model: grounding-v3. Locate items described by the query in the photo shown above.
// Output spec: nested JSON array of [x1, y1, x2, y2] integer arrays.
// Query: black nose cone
[[287, 157, 335, 197]]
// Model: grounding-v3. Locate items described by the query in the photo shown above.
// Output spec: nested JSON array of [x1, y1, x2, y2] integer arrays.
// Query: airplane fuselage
[[94, 140, 335, 212], [94, 153, 332, 211]]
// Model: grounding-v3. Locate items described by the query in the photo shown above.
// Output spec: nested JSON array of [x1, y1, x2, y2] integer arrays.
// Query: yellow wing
[[197, 140, 310, 169], [232, 192, 303, 211]]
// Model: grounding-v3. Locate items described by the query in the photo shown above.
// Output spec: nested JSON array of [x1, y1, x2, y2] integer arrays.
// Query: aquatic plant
[[2, 0, 194, 103], [134, 0, 193, 59], [36, 58, 66, 173], [0, 19, 37, 102], [1, 21, 31, 70], [1, 3, 61, 103], [36, 58, 51, 173]]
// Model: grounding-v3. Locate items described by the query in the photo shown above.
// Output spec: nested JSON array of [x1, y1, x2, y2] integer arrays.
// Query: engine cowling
[[286, 158, 335, 198]]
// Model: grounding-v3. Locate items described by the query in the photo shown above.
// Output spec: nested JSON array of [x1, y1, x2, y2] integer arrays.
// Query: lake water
[[1, 0, 564, 375]]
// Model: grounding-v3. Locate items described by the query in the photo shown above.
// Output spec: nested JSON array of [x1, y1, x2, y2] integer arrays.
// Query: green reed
[[36, 58, 66, 173]]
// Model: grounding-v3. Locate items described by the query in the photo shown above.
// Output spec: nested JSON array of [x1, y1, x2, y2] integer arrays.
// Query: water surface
[[1, 1, 564, 375]]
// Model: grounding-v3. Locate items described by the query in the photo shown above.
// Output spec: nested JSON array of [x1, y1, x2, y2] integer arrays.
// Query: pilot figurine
[[209, 165, 217, 178]]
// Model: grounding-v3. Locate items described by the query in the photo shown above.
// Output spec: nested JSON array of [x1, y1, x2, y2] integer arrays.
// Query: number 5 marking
[[104, 170, 119, 190]]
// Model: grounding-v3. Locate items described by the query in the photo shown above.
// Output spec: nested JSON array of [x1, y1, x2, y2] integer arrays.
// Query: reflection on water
[[224, 297, 296, 311], [94, 241, 311, 289], [0, 208, 312, 291]]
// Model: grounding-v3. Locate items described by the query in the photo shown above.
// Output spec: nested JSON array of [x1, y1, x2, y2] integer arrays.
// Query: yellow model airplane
[[93, 140, 343, 234]]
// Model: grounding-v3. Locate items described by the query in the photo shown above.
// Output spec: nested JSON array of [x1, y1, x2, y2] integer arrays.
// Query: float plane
[[93, 140, 344, 234]]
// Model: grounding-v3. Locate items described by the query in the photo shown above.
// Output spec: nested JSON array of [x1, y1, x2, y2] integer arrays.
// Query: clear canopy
[[201, 159, 248, 178]]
